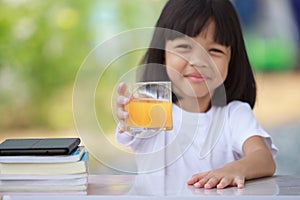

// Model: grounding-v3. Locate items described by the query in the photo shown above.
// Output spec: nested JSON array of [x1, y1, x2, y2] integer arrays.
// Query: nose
[[188, 46, 210, 69]]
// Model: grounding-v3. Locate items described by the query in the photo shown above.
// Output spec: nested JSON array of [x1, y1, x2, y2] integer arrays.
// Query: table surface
[[2, 175, 300, 199]]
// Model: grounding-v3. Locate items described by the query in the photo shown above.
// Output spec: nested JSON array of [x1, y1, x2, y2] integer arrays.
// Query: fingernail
[[194, 182, 200, 188]]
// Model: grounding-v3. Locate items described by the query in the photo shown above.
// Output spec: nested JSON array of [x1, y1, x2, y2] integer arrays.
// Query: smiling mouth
[[184, 73, 209, 83]]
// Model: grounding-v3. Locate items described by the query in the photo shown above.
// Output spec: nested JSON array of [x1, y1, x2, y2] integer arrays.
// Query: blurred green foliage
[[0, 0, 93, 130], [245, 34, 297, 72], [0, 0, 166, 131]]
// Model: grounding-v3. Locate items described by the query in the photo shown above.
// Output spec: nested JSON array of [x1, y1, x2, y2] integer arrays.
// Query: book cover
[[0, 152, 88, 175]]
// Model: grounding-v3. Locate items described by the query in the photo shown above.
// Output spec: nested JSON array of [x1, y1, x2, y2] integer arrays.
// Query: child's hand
[[116, 82, 130, 133], [187, 164, 245, 189]]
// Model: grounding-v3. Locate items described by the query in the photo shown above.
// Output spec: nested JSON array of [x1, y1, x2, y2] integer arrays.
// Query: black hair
[[139, 0, 257, 109]]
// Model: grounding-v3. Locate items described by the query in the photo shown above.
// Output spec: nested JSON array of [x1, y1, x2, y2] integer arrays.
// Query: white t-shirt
[[116, 101, 278, 177]]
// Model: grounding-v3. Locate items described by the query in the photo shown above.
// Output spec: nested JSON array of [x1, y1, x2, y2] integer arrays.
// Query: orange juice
[[126, 98, 173, 131]]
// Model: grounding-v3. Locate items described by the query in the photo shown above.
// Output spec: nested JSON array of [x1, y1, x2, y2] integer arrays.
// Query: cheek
[[221, 52, 231, 80], [165, 53, 187, 82], [166, 67, 180, 83], [219, 64, 228, 81], [213, 59, 229, 83], [165, 53, 187, 72]]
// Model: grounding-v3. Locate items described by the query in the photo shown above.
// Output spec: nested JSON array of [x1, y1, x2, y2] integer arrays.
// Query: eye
[[176, 44, 191, 49], [209, 48, 224, 54]]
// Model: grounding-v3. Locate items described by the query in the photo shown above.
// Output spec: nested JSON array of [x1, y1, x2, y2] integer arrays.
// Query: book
[[0, 144, 89, 194], [0, 146, 85, 163], [0, 177, 87, 186], [0, 190, 87, 195], [0, 184, 87, 192], [0, 172, 88, 193], [0, 172, 87, 181], [0, 152, 88, 175]]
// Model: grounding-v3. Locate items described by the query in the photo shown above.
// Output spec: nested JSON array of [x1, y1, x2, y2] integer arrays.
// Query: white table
[[2, 175, 300, 199]]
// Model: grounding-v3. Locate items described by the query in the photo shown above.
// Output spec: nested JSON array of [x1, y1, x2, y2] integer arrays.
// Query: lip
[[184, 72, 209, 83]]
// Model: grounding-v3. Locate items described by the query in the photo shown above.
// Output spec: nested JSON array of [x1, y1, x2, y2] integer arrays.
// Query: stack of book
[[0, 138, 88, 195]]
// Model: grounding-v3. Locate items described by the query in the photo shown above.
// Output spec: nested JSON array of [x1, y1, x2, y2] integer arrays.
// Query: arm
[[187, 135, 276, 189]]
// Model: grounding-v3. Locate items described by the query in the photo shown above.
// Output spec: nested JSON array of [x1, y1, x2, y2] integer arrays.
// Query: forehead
[[198, 20, 216, 42]]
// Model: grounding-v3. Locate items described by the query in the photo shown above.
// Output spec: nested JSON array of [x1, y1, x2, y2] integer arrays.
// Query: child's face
[[165, 21, 231, 103]]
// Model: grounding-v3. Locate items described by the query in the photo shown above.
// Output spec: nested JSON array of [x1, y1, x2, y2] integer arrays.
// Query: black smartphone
[[0, 138, 81, 156]]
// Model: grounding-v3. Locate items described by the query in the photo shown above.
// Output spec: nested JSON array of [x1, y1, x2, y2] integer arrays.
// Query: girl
[[116, 0, 278, 189]]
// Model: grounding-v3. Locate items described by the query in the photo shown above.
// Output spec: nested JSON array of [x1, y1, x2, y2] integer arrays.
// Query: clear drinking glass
[[125, 81, 173, 133]]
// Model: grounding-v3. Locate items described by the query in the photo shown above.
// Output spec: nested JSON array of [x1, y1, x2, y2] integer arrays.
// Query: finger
[[117, 96, 130, 107], [118, 82, 127, 96], [118, 128, 124, 134], [193, 176, 210, 188], [187, 172, 209, 185], [217, 177, 232, 189], [118, 121, 126, 133], [234, 177, 245, 189], [204, 176, 220, 189], [187, 176, 198, 185], [117, 108, 129, 120]]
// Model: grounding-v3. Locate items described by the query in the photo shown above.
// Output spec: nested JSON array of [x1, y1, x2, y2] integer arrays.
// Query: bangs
[[160, 0, 236, 47]]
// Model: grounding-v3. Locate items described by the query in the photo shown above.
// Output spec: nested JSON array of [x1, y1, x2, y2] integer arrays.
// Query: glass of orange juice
[[125, 81, 172, 133]]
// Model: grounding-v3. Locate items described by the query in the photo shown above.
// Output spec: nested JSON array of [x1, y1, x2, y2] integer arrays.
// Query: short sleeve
[[228, 101, 278, 158]]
